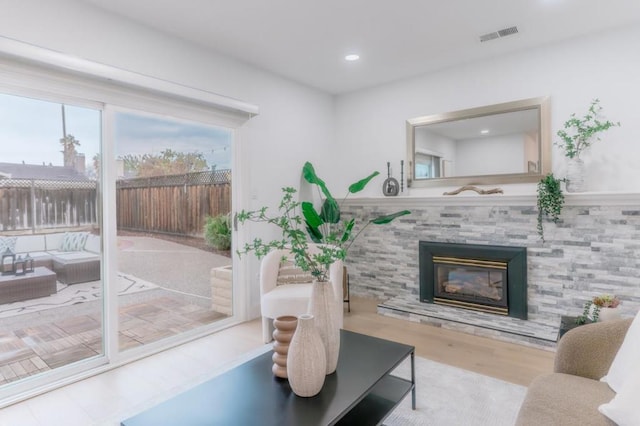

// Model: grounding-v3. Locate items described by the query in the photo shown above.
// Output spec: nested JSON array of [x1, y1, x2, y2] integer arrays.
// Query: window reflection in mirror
[[407, 97, 550, 188]]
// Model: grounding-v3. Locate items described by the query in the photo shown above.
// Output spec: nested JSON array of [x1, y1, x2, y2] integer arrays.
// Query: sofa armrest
[[554, 318, 632, 379]]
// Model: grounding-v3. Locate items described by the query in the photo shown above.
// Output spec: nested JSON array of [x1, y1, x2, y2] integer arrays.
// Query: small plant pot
[[598, 307, 621, 322]]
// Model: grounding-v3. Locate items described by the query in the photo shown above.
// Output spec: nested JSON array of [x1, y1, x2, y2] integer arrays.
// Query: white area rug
[[0, 273, 158, 319], [386, 356, 527, 425]]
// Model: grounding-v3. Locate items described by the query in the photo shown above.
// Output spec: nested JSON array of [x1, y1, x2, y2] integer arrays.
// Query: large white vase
[[598, 307, 621, 322], [308, 279, 340, 374], [286, 314, 326, 397], [566, 157, 586, 193]]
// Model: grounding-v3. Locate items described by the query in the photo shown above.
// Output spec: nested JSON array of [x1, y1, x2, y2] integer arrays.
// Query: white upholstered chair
[[260, 246, 344, 343]]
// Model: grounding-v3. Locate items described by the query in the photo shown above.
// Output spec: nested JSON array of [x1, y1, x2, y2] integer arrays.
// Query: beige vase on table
[[286, 314, 326, 397], [308, 279, 340, 375]]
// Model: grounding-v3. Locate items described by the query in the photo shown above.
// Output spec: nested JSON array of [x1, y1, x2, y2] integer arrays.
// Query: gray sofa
[[11, 232, 101, 284], [515, 318, 633, 426]]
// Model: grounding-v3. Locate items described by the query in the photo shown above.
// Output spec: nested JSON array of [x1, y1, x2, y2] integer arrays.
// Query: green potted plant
[[576, 294, 621, 324], [203, 213, 232, 250], [536, 173, 565, 242], [301, 162, 410, 250], [237, 164, 410, 377], [556, 98, 620, 192]]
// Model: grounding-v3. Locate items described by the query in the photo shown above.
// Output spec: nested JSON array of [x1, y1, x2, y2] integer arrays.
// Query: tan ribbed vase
[[308, 279, 340, 374], [286, 314, 326, 397], [272, 315, 298, 378]]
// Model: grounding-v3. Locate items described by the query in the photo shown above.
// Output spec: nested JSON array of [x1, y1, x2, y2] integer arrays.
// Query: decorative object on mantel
[[536, 173, 565, 242], [286, 313, 326, 397], [442, 185, 504, 196], [272, 315, 298, 378], [382, 162, 399, 196], [556, 98, 620, 193], [576, 294, 621, 324]]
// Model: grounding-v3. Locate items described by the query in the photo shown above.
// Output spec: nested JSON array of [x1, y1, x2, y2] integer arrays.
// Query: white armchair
[[260, 247, 344, 343]]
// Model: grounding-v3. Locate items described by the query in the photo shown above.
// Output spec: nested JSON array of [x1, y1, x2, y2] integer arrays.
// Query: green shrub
[[204, 214, 231, 250]]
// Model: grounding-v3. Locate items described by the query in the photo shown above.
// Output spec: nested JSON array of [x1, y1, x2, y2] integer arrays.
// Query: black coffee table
[[121, 329, 415, 426]]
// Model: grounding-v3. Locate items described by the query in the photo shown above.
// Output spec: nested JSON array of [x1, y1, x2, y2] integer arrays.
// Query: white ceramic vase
[[598, 307, 621, 322], [566, 157, 585, 193], [308, 279, 340, 374], [286, 314, 326, 397]]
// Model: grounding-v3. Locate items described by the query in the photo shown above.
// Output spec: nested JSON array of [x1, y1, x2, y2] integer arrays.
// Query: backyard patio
[[0, 235, 232, 386]]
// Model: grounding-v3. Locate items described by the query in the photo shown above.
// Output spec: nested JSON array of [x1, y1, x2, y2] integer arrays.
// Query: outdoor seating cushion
[[84, 234, 100, 254], [49, 251, 99, 262], [261, 283, 313, 320], [14, 235, 46, 253], [59, 232, 89, 251], [0, 236, 17, 253]]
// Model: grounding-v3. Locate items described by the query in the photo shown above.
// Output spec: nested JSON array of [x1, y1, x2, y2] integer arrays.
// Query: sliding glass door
[[0, 92, 103, 385], [113, 109, 234, 352]]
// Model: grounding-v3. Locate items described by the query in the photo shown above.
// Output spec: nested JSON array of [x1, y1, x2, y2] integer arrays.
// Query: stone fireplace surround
[[341, 193, 640, 349]]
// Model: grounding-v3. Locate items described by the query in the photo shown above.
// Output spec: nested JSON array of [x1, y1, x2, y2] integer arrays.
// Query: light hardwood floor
[[343, 297, 554, 386]]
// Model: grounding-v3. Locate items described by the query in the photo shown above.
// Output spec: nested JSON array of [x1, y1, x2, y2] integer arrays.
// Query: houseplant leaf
[[320, 197, 340, 224], [370, 210, 411, 225], [348, 171, 380, 194], [301, 201, 324, 228], [302, 161, 333, 199]]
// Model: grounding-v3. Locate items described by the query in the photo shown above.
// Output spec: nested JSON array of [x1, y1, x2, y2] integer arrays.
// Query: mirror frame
[[406, 96, 551, 188]]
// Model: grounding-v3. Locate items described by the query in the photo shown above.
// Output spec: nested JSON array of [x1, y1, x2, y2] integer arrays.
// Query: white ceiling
[[79, 0, 640, 94]]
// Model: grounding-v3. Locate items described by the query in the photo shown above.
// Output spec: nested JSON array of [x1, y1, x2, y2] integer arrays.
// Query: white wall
[[0, 0, 335, 317], [334, 24, 640, 197], [456, 134, 524, 176]]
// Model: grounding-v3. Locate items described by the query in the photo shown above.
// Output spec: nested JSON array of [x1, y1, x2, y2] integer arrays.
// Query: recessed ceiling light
[[345, 54, 360, 61], [480, 129, 490, 134]]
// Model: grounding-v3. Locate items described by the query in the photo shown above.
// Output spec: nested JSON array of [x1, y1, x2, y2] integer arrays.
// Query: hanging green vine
[[537, 173, 565, 242]]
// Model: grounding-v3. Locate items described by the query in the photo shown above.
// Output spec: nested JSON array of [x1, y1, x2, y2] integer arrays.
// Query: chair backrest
[[261, 247, 343, 290]]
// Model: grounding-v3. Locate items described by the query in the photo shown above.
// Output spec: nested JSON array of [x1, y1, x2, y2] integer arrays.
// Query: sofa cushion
[[59, 232, 89, 252], [601, 310, 640, 392], [13, 235, 46, 253], [0, 236, 17, 253], [599, 366, 640, 425], [516, 373, 615, 426], [84, 234, 101, 254], [49, 251, 99, 262]]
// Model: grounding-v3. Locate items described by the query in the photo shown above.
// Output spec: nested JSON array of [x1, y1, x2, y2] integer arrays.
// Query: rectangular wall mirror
[[406, 97, 551, 188]]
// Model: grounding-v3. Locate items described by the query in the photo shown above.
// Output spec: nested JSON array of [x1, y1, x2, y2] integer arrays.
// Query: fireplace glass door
[[433, 256, 508, 314]]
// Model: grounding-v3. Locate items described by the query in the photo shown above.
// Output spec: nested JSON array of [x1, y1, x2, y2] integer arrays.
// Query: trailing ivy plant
[[556, 98, 620, 159], [537, 173, 565, 242]]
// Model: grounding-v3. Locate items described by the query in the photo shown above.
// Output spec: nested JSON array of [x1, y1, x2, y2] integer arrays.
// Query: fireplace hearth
[[419, 241, 527, 319]]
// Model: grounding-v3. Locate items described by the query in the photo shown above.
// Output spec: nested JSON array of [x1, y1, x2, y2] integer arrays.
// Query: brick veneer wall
[[342, 195, 640, 347]]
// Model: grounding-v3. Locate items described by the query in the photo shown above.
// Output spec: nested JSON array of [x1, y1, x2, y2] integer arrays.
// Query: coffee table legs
[[411, 351, 416, 410]]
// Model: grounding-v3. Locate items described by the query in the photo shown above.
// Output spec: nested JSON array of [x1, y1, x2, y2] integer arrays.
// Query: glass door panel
[[0, 93, 102, 386], [113, 110, 233, 351]]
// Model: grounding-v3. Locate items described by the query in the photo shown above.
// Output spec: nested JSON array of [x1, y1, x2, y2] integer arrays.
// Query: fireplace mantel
[[342, 192, 640, 208]]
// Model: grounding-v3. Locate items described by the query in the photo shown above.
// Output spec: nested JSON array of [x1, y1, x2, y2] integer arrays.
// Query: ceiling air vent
[[479, 26, 519, 43]]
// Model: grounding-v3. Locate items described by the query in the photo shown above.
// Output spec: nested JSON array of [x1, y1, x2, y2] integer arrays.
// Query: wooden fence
[[0, 179, 98, 233], [116, 170, 231, 236], [0, 170, 231, 237]]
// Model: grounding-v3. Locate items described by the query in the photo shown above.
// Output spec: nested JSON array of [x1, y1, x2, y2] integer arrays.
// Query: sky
[[0, 92, 232, 170]]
